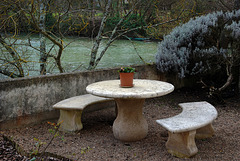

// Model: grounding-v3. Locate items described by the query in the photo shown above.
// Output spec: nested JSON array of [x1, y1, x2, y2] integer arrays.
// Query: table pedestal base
[[113, 98, 148, 142]]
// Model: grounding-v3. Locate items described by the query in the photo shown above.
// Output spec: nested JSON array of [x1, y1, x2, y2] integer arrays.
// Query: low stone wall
[[1, 64, 181, 129]]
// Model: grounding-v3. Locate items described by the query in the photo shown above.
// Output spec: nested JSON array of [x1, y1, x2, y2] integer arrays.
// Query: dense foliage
[[156, 9, 240, 78], [106, 14, 147, 37]]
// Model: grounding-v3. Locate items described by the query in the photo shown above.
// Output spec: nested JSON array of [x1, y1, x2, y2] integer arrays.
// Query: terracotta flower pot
[[119, 72, 134, 87]]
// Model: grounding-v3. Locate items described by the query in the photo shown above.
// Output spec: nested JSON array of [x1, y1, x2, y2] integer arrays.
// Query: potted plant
[[118, 67, 136, 87]]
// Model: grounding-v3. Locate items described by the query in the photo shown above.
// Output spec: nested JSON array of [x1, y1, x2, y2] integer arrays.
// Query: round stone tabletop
[[86, 79, 174, 99]]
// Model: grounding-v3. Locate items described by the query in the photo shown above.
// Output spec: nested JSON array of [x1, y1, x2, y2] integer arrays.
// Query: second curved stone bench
[[156, 101, 218, 158]]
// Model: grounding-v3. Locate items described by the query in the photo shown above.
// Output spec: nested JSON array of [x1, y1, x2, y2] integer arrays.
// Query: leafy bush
[[156, 10, 240, 96], [156, 9, 240, 78]]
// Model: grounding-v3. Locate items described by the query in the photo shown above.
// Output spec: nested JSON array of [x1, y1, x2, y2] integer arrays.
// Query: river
[[1, 36, 158, 79]]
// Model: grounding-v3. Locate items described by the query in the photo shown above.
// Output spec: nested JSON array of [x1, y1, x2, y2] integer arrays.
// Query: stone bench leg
[[196, 123, 215, 139], [166, 130, 198, 158], [58, 110, 83, 132]]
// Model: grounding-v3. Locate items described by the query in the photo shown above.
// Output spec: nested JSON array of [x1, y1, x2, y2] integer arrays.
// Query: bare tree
[[0, 0, 76, 78], [87, 0, 200, 70], [0, 34, 25, 78], [2, 0, 235, 79], [88, 0, 112, 70], [39, 0, 47, 75]]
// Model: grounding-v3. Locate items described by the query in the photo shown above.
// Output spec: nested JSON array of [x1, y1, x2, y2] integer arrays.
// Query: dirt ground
[[1, 88, 240, 161]]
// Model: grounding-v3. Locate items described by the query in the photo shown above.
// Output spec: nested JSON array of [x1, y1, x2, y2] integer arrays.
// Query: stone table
[[86, 79, 174, 142]]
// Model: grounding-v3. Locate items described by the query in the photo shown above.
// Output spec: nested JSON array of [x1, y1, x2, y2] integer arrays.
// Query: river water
[[1, 36, 158, 78]]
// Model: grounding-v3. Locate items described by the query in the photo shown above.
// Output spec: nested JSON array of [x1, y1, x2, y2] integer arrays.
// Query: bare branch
[[0, 68, 22, 78], [219, 74, 233, 91], [123, 35, 147, 64], [0, 34, 24, 77], [219, 0, 232, 10], [88, 0, 112, 69], [88, 0, 143, 69]]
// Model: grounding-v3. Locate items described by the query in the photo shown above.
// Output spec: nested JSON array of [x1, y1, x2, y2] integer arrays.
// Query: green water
[[61, 37, 158, 71], [1, 36, 158, 77]]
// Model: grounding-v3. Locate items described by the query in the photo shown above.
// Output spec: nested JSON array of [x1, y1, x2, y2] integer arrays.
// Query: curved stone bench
[[156, 101, 218, 158], [53, 94, 114, 132]]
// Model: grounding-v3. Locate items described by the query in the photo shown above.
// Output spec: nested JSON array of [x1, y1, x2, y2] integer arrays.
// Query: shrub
[[156, 9, 240, 95]]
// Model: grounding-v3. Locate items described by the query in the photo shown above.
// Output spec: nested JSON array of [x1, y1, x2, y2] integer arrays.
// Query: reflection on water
[[1, 36, 158, 79]]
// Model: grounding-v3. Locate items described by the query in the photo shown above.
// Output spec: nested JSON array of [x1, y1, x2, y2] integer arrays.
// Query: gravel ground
[[1, 88, 240, 161]]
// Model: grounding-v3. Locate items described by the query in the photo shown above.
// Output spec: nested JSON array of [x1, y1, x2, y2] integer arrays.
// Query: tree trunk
[[88, 0, 112, 70], [237, 66, 240, 94], [87, 0, 143, 70], [39, 0, 47, 75]]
